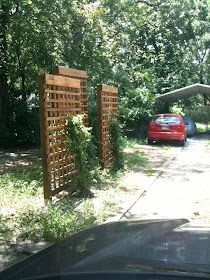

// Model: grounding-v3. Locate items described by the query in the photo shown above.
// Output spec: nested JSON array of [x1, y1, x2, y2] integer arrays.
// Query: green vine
[[109, 118, 124, 172], [65, 114, 92, 196]]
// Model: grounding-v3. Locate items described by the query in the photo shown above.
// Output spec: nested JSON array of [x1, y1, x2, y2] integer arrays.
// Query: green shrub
[[0, 101, 40, 148], [65, 115, 93, 196], [109, 118, 124, 172], [184, 106, 210, 127], [17, 201, 96, 242], [119, 88, 154, 138]]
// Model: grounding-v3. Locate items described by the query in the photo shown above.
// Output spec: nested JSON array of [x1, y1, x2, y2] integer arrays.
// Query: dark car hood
[[2, 218, 210, 279]]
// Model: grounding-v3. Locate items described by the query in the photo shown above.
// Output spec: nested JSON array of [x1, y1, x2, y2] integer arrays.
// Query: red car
[[148, 114, 187, 146]]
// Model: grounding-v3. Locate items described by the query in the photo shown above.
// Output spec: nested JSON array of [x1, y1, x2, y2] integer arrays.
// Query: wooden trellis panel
[[53, 66, 88, 125], [39, 74, 81, 200], [97, 84, 118, 168]]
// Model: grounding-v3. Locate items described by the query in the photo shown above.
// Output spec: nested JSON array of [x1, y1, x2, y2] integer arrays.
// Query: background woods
[[0, 0, 209, 147]]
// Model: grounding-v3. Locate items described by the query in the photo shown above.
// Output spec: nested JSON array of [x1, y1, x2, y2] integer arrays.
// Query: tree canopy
[[0, 0, 209, 146]]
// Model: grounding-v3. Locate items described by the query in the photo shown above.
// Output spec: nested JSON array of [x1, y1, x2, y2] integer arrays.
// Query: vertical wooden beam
[[39, 74, 51, 201], [97, 84, 103, 166], [97, 84, 118, 168]]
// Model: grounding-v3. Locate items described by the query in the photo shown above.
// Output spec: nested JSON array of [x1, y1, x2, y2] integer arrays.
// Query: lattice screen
[[53, 66, 88, 125], [97, 84, 118, 168], [39, 74, 81, 200]]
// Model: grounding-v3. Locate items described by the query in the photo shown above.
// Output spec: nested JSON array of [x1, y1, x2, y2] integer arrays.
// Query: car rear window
[[154, 116, 179, 124], [182, 116, 191, 124]]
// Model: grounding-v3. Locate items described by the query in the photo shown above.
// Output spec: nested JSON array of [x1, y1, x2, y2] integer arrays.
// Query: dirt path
[[122, 134, 210, 223]]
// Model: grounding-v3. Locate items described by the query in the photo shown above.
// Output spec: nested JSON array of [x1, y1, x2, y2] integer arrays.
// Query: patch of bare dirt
[[0, 149, 41, 173]]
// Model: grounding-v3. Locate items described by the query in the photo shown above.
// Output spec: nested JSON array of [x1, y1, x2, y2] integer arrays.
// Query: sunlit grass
[[196, 123, 208, 133], [123, 138, 140, 148], [125, 153, 148, 169], [0, 164, 124, 244], [145, 168, 155, 176], [159, 145, 170, 150], [0, 168, 43, 197]]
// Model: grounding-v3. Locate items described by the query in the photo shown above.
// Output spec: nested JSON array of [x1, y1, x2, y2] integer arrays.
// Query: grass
[[0, 163, 123, 245], [0, 167, 42, 196], [145, 168, 155, 176], [123, 137, 147, 148], [196, 123, 208, 133], [159, 145, 170, 151], [124, 138, 149, 170], [0, 137, 163, 265], [123, 138, 140, 148], [125, 153, 148, 169]]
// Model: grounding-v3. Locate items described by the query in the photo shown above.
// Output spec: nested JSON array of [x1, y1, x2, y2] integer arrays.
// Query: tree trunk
[[16, 42, 27, 103], [21, 72, 26, 103], [199, 67, 207, 106], [0, 4, 9, 122]]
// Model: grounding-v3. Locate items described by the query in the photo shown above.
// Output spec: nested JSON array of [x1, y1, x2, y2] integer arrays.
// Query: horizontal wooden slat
[[98, 84, 118, 94], [45, 107, 81, 112], [54, 66, 88, 79], [42, 74, 80, 88], [44, 89, 80, 94]]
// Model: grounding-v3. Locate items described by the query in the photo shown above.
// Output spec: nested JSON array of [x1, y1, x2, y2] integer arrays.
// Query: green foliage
[[184, 106, 210, 126], [1, 0, 210, 147], [109, 118, 124, 172], [196, 123, 208, 133], [0, 101, 40, 148], [65, 114, 93, 195], [0, 167, 42, 197], [41, 202, 95, 242], [119, 88, 155, 138], [123, 138, 140, 149], [17, 201, 96, 242]]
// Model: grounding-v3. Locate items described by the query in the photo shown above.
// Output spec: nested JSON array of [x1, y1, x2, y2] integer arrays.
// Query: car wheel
[[180, 139, 185, 146], [148, 139, 153, 145]]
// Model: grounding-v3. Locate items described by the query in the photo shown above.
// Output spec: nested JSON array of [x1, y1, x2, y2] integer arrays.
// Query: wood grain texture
[[97, 84, 118, 168], [39, 73, 82, 200], [53, 66, 88, 125]]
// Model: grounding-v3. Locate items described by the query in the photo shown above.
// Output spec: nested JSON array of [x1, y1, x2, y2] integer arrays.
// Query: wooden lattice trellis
[[97, 84, 118, 168], [39, 73, 81, 200], [53, 66, 88, 125]]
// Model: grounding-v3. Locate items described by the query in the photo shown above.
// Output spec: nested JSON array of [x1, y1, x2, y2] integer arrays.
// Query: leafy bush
[[119, 88, 155, 138], [41, 201, 96, 241], [65, 115, 94, 196], [184, 106, 210, 127], [109, 118, 124, 172], [17, 201, 96, 242], [0, 101, 40, 148]]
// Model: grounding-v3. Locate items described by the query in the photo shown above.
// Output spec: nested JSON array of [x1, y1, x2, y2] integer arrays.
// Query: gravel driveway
[[122, 134, 210, 223]]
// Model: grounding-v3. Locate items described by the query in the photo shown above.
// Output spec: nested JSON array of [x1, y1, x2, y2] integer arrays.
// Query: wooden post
[[39, 73, 81, 201], [97, 84, 103, 165], [97, 84, 118, 168], [39, 75, 51, 201]]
